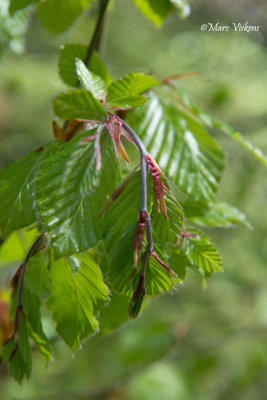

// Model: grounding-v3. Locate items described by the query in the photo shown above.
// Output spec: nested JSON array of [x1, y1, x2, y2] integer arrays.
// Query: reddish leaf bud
[[128, 274, 145, 319], [133, 211, 146, 269], [145, 154, 167, 219]]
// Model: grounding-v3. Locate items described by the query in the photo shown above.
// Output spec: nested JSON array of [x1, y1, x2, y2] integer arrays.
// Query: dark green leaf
[[75, 58, 106, 100], [22, 288, 52, 363], [53, 89, 107, 121], [46, 252, 109, 351], [59, 45, 112, 87], [37, 0, 92, 34], [129, 87, 224, 204], [0, 142, 56, 238], [36, 132, 121, 258], [9, 0, 40, 15]]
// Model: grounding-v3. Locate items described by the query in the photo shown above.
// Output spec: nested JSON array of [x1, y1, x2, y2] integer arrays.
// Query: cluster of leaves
[[1, 0, 267, 383]]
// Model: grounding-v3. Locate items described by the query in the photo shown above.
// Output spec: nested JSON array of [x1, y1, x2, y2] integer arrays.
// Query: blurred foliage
[[0, 0, 267, 398]]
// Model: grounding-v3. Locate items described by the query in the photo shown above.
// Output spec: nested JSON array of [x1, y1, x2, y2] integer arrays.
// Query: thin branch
[[84, 0, 110, 67]]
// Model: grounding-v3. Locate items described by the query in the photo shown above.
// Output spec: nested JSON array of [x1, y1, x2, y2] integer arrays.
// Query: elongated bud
[[133, 211, 146, 269], [118, 141, 130, 163], [151, 250, 177, 277], [128, 274, 145, 319], [145, 154, 167, 219]]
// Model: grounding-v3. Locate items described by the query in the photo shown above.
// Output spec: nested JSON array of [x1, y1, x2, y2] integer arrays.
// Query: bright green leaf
[[75, 58, 106, 100], [105, 95, 148, 110], [183, 231, 223, 274], [107, 72, 159, 100], [53, 89, 107, 121], [132, 0, 172, 27], [46, 252, 109, 351]]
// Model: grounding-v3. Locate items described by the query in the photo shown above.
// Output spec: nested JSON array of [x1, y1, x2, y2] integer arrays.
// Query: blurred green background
[[1, 0, 267, 398]]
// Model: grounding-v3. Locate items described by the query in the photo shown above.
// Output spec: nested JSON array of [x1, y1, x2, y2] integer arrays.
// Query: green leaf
[[103, 172, 152, 255], [184, 201, 250, 228], [179, 90, 267, 168], [0, 142, 56, 238], [9, 0, 40, 15], [110, 227, 173, 296], [183, 231, 223, 274], [36, 132, 121, 258], [132, 0, 172, 27], [75, 58, 106, 100], [46, 252, 109, 351], [24, 252, 52, 299], [129, 87, 224, 204], [37, 0, 92, 34], [0, 228, 37, 268], [153, 191, 184, 246], [166, 244, 189, 280], [98, 291, 129, 335], [58, 44, 112, 87], [105, 95, 148, 110], [3, 313, 32, 383], [102, 170, 173, 296], [53, 89, 107, 121], [107, 72, 159, 100]]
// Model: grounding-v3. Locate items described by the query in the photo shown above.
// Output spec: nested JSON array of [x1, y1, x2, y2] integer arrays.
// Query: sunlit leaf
[[129, 87, 224, 204], [107, 72, 159, 100], [24, 252, 52, 299], [75, 58, 106, 100]]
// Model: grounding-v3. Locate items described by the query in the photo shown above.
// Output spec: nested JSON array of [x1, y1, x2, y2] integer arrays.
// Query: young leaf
[[105, 95, 148, 110], [37, 0, 92, 34], [107, 72, 159, 101], [36, 132, 121, 258], [46, 252, 109, 352], [129, 88, 224, 204], [75, 58, 106, 100], [59, 45, 111, 87], [53, 89, 107, 121], [24, 252, 52, 300], [0, 142, 57, 238], [153, 191, 184, 246], [184, 201, 250, 228], [177, 89, 267, 168], [0, 229, 37, 268], [183, 232, 223, 274], [132, 0, 172, 27]]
